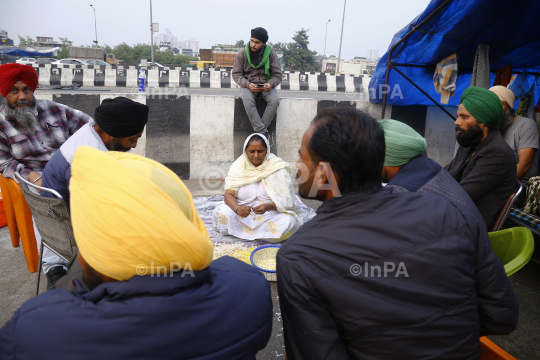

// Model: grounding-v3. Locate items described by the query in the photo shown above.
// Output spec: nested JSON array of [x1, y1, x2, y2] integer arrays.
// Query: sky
[[1, 0, 431, 60]]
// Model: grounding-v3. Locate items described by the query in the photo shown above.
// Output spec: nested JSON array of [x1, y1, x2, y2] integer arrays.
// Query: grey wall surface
[[4, 92, 457, 179]]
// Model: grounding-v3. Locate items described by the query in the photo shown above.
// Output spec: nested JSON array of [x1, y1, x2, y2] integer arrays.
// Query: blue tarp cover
[[369, 0, 540, 107], [0, 47, 54, 57]]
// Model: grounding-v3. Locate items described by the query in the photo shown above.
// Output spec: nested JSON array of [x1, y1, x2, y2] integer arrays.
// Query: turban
[[251, 27, 269, 44], [70, 146, 213, 281], [94, 97, 149, 138], [489, 85, 516, 110], [460, 87, 503, 128], [0, 64, 38, 98], [377, 119, 427, 167]]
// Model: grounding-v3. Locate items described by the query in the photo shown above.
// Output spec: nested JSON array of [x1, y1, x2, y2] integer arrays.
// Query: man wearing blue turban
[[445, 87, 517, 230]]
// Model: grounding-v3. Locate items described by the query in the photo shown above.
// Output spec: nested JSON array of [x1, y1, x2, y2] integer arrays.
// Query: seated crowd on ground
[[0, 57, 532, 359]]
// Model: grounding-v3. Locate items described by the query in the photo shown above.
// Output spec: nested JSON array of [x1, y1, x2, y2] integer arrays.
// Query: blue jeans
[[239, 87, 280, 133]]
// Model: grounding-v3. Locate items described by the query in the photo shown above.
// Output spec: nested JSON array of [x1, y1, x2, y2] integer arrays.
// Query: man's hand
[[252, 203, 275, 214], [248, 83, 262, 93], [236, 205, 252, 217], [27, 171, 42, 192], [262, 83, 272, 92]]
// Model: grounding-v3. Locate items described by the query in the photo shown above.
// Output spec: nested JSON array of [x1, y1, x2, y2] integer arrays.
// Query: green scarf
[[245, 44, 272, 82]]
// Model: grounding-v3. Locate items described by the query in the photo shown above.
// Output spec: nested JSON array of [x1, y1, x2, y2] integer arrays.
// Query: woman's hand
[[236, 205, 252, 217], [252, 203, 276, 214]]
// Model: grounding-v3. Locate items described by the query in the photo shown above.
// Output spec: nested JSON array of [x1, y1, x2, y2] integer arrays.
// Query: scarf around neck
[[225, 133, 289, 190], [245, 44, 272, 82], [225, 133, 301, 223]]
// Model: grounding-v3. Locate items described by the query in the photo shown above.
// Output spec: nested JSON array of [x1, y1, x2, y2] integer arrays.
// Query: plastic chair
[[0, 174, 39, 272], [491, 182, 522, 232], [479, 336, 517, 360], [0, 174, 20, 246], [283, 338, 516, 360], [15, 172, 76, 295], [488, 227, 534, 276]]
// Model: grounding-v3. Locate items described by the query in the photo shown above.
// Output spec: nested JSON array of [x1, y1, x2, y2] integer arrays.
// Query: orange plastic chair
[[480, 336, 517, 360], [283, 337, 514, 360], [0, 174, 39, 272], [0, 174, 20, 247]]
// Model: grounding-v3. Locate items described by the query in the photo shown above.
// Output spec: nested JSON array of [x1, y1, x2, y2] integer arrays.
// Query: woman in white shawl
[[212, 133, 301, 243]]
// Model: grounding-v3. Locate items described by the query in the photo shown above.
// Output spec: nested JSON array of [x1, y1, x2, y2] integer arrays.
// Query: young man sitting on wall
[[232, 27, 282, 142]]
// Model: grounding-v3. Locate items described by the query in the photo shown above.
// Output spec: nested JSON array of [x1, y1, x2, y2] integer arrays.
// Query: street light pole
[[150, 0, 155, 64], [323, 20, 330, 59], [90, 5, 98, 45], [336, 0, 346, 74]]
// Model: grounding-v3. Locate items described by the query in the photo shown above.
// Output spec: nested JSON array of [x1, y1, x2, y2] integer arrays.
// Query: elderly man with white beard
[[0, 63, 91, 288]]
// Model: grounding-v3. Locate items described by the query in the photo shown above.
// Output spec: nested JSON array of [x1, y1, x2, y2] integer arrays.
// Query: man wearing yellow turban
[[0, 146, 273, 359], [445, 87, 517, 230], [378, 119, 483, 226]]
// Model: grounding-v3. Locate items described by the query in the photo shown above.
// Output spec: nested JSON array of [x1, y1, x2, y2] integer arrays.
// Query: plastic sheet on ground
[[194, 195, 316, 266]]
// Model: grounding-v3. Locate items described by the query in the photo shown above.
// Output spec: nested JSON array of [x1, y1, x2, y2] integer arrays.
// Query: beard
[[106, 137, 131, 152], [4, 97, 38, 132], [249, 46, 263, 66], [297, 166, 317, 200], [456, 122, 484, 148], [82, 263, 105, 291], [498, 108, 514, 137]]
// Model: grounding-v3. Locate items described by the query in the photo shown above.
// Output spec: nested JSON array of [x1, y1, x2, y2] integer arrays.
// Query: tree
[[269, 41, 287, 52], [284, 29, 318, 72], [103, 42, 197, 66], [17, 35, 34, 47], [235, 39, 245, 48], [57, 37, 74, 59]]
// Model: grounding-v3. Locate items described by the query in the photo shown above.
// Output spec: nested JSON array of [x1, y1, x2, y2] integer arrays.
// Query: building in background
[[154, 28, 198, 54], [0, 28, 14, 46], [367, 49, 379, 62], [183, 38, 199, 53], [211, 44, 241, 68], [35, 36, 62, 47], [180, 48, 195, 57]]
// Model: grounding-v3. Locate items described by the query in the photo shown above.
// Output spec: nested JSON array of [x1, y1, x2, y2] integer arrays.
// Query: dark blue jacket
[[388, 155, 485, 228], [277, 187, 518, 360], [42, 123, 107, 208], [0, 257, 273, 360]]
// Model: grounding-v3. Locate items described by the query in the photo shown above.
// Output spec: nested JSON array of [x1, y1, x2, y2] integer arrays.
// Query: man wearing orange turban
[[0, 63, 92, 288]]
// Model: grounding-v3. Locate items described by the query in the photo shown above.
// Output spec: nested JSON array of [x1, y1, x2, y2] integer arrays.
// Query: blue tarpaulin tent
[[0, 47, 56, 57], [369, 0, 540, 117]]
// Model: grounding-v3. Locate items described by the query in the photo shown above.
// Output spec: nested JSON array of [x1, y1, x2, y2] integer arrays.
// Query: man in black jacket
[[277, 107, 518, 360], [378, 119, 485, 228], [445, 87, 517, 230]]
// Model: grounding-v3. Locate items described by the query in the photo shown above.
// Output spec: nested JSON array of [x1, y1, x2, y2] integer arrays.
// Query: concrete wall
[[16, 93, 457, 179], [31, 64, 371, 93]]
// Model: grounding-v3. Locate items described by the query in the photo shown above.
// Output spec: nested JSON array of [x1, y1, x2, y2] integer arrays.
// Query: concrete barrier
[[27, 92, 456, 180], [32, 64, 369, 93]]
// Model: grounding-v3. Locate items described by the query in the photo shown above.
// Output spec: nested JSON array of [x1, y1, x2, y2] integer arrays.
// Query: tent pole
[[390, 64, 456, 120], [381, 0, 455, 118]]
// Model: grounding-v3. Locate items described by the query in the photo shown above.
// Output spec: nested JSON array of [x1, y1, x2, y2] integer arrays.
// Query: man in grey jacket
[[232, 27, 282, 140]]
